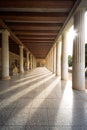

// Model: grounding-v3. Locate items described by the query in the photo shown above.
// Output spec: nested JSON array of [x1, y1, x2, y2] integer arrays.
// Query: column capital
[[2, 29, 10, 36], [26, 51, 30, 54], [53, 44, 56, 49], [19, 45, 24, 49], [62, 31, 68, 37]]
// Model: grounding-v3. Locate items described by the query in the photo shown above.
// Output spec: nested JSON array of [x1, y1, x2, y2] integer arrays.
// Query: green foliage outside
[[68, 44, 87, 76], [68, 55, 72, 67]]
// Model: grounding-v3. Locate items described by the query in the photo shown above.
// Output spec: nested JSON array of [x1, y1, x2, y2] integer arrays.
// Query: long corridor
[[0, 67, 87, 130]]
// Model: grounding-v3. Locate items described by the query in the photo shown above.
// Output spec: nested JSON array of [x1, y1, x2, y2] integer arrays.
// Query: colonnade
[[46, 9, 86, 90], [0, 8, 86, 91], [1, 29, 36, 80]]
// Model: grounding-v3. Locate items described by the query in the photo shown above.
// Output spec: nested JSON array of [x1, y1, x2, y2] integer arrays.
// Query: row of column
[[19, 46, 36, 74], [1, 30, 36, 80], [46, 9, 85, 90], [46, 34, 68, 80]]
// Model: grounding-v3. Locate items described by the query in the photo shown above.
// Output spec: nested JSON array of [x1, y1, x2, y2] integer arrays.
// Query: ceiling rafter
[[0, 0, 79, 58]]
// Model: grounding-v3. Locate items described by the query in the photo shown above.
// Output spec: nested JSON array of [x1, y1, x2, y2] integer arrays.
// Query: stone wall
[[36, 59, 46, 67], [0, 48, 26, 76]]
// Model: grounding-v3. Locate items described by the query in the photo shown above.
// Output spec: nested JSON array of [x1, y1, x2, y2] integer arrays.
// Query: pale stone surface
[[26, 51, 29, 71], [56, 42, 61, 76], [61, 32, 68, 80], [53, 45, 56, 74], [2, 30, 10, 80], [13, 66, 18, 75], [72, 9, 85, 90], [30, 54, 32, 69], [36, 59, 46, 67], [51, 48, 54, 73], [0, 67, 87, 130], [19, 46, 24, 73]]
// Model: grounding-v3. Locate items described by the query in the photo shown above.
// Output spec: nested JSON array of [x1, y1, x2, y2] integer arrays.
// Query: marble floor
[[0, 67, 87, 130]]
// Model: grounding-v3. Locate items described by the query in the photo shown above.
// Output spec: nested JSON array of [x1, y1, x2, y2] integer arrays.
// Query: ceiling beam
[[0, 16, 66, 23], [0, 0, 75, 9], [18, 36, 55, 40], [21, 39, 54, 42], [0, 19, 23, 45], [15, 32, 57, 36], [8, 25, 60, 31]]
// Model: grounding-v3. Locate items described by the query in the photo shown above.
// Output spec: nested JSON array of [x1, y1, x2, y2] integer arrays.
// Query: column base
[[27, 68, 29, 71], [20, 71, 24, 74], [61, 78, 68, 81], [2, 76, 11, 80], [72, 63, 85, 91], [56, 74, 60, 77], [72, 86, 85, 91]]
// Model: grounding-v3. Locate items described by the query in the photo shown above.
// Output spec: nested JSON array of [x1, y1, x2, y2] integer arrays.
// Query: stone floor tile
[[25, 125, 50, 130], [32, 99, 47, 108], [0, 67, 87, 130], [49, 126, 87, 130], [25, 108, 49, 126], [14, 98, 33, 109], [4, 110, 30, 126], [0, 125, 25, 130]]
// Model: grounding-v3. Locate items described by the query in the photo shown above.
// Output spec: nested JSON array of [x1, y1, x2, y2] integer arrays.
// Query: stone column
[[26, 51, 29, 71], [2, 30, 10, 80], [46, 56, 48, 69], [52, 48, 54, 72], [30, 54, 32, 69], [72, 9, 85, 90], [52, 47, 54, 73], [19, 45, 24, 73], [47, 54, 49, 70], [33, 57, 35, 68], [32, 55, 33, 69], [53, 45, 56, 74], [56, 41, 61, 76], [51, 49, 53, 72], [49, 52, 51, 71], [61, 32, 68, 80]]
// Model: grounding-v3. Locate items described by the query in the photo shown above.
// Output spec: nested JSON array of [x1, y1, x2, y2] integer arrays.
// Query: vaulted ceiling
[[0, 0, 80, 58]]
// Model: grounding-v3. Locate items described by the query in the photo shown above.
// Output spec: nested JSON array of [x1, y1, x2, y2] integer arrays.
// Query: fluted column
[[61, 32, 68, 80], [51, 48, 53, 72], [2, 30, 10, 80], [51, 48, 53, 73], [32, 56, 34, 69], [53, 45, 56, 74], [30, 54, 32, 69], [26, 51, 29, 71], [49, 51, 51, 71], [53, 47, 55, 73], [56, 41, 61, 76], [72, 9, 85, 90], [19, 45, 24, 73]]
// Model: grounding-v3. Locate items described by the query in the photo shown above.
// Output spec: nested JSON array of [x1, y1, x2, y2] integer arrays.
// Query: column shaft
[[19, 46, 24, 73], [26, 51, 29, 71], [51, 48, 54, 73], [30, 54, 32, 69], [61, 32, 68, 80], [72, 9, 85, 90], [56, 42, 61, 76], [2, 30, 10, 80], [53, 46, 56, 73]]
